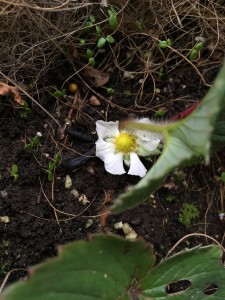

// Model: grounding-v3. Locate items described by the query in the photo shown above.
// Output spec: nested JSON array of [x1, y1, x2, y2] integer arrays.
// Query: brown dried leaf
[[0, 82, 24, 105], [80, 65, 109, 87]]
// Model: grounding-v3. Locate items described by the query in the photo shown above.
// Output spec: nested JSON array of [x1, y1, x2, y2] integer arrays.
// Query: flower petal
[[128, 152, 147, 177], [96, 120, 120, 139], [137, 138, 161, 154], [96, 138, 125, 175], [132, 118, 163, 141]]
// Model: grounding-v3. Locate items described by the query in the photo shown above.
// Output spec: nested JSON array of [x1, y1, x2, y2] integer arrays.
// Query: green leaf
[[97, 37, 106, 48], [108, 7, 118, 30], [140, 245, 225, 299], [221, 172, 225, 183], [79, 38, 86, 45], [88, 57, 95, 67], [2, 235, 155, 300], [106, 35, 115, 44], [159, 39, 171, 49], [86, 49, 93, 59], [189, 49, 198, 61], [89, 15, 95, 23], [11, 164, 18, 175], [24, 143, 33, 150], [95, 25, 101, 34], [195, 42, 204, 51], [111, 62, 225, 213]]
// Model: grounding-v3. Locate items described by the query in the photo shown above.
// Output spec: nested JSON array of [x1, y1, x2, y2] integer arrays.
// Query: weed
[[48, 152, 60, 182], [178, 203, 200, 227], [189, 42, 204, 61], [20, 101, 32, 118], [25, 132, 42, 150], [166, 195, 176, 203], [159, 38, 172, 49], [11, 164, 19, 182], [52, 89, 66, 98]]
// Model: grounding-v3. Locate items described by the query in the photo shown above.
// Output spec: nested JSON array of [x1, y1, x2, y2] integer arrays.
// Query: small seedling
[[79, 38, 86, 45], [108, 6, 118, 30], [219, 172, 225, 183], [52, 89, 66, 98], [86, 49, 96, 67], [48, 152, 60, 182], [155, 109, 166, 117], [11, 164, 19, 182], [85, 15, 95, 30], [97, 35, 115, 49], [166, 195, 176, 203], [135, 20, 142, 30], [158, 67, 164, 80], [20, 101, 32, 118], [25, 132, 42, 150], [178, 203, 200, 227], [159, 38, 172, 49], [189, 42, 204, 61]]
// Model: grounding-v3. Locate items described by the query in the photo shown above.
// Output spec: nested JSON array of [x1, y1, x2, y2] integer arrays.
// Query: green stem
[[122, 121, 180, 134]]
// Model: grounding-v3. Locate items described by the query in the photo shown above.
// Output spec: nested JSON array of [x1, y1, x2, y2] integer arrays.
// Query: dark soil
[[0, 64, 224, 287]]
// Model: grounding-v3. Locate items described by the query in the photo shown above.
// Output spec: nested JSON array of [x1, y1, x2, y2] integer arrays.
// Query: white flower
[[95, 119, 162, 177]]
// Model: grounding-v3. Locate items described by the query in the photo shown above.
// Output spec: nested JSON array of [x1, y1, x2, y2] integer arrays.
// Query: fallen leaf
[[80, 65, 109, 87], [0, 82, 24, 105]]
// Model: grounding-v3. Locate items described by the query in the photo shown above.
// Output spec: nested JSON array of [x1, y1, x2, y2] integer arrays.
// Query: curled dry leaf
[[80, 65, 109, 87], [0, 82, 24, 105]]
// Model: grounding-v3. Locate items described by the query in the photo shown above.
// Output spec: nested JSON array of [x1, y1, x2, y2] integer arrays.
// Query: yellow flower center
[[115, 133, 136, 153]]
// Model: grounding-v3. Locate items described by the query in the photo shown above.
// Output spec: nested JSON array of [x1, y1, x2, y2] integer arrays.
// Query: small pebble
[[90, 95, 100, 106], [65, 175, 72, 189]]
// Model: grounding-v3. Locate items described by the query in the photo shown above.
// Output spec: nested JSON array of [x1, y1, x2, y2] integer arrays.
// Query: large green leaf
[[1, 235, 155, 300], [140, 245, 225, 299], [1, 236, 224, 300], [111, 63, 225, 213]]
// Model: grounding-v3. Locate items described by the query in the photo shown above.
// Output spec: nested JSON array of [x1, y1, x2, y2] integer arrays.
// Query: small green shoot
[[189, 42, 204, 61], [79, 38, 86, 45], [155, 109, 166, 117], [166, 195, 176, 203], [25, 132, 42, 150], [97, 35, 115, 49], [178, 203, 200, 227], [20, 101, 32, 118], [219, 172, 225, 183], [108, 6, 118, 30], [159, 38, 172, 49], [86, 49, 96, 67], [135, 20, 142, 30], [11, 164, 19, 182], [85, 15, 95, 30], [158, 67, 164, 80], [52, 89, 66, 98], [105, 87, 115, 94], [48, 152, 60, 182]]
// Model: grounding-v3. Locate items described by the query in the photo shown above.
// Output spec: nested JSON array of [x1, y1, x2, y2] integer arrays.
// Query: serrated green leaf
[[2, 235, 155, 300], [97, 37, 106, 48], [111, 62, 225, 213], [140, 245, 225, 299]]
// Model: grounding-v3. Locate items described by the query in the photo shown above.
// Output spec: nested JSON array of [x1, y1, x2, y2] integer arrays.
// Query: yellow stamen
[[115, 133, 136, 153]]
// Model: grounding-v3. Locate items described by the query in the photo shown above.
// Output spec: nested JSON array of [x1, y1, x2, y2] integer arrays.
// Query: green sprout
[[11, 164, 19, 182], [108, 6, 118, 30], [48, 152, 60, 182], [20, 101, 32, 118], [219, 172, 225, 183], [178, 203, 200, 227], [159, 38, 172, 49], [86, 49, 96, 67], [135, 20, 142, 30], [155, 109, 166, 117], [85, 15, 95, 30], [25, 132, 42, 150], [52, 89, 66, 98], [189, 42, 204, 61]]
